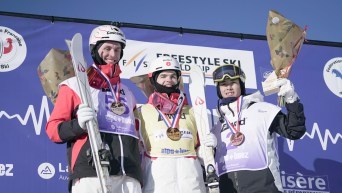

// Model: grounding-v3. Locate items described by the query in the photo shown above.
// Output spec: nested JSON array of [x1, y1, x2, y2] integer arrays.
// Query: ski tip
[[190, 64, 203, 72], [65, 39, 71, 50], [72, 33, 83, 42], [189, 64, 205, 85]]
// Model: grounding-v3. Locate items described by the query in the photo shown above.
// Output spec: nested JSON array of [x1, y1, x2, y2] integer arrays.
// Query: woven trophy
[[262, 10, 306, 99]]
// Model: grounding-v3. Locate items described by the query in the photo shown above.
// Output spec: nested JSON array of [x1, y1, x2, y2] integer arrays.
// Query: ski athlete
[[45, 25, 142, 193], [205, 64, 306, 193], [134, 56, 213, 193]]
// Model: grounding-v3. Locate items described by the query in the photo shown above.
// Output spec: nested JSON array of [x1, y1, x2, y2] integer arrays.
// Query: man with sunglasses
[[134, 56, 207, 193], [205, 64, 306, 193], [45, 25, 142, 193]]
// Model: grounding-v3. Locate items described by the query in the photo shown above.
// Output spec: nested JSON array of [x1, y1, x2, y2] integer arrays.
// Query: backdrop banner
[[0, 14, 341, 193]]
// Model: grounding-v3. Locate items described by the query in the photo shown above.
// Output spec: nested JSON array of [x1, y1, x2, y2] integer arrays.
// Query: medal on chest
[[107, 82, 124, 115], [230, 132, 245, 146], [223, 96, 245, 146], [92, 64, 125, 116], [111, 101, 125, 115], [155, 91, 185, 141], [166, 127, 182, 141]]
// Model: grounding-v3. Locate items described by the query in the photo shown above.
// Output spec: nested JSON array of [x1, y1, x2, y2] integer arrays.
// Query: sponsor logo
[[0, 163, 14, 176], [158, 113, 186, 121], [107, 31, 123, 35], [0, 26, 27, 72], [58, 163, 69, 181], [161, 148, 190, 155], [37, 162, 69, 181], [226, 152, 249, 161], [221, 117, 246, 132], [323, 57, 342, 98], [37, 162, 55, 179], [281, 171, 330, 193]]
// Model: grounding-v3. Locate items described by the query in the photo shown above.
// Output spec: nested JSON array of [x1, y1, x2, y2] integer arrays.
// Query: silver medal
[[110, 102, 125, 115]]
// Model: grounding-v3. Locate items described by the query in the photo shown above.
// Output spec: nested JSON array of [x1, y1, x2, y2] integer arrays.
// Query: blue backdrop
[[0, 14, 341, 193]]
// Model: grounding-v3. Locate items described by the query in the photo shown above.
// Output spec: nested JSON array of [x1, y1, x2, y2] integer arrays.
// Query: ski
[[67, 33, 112, 193], [189, 64, 219, 193]]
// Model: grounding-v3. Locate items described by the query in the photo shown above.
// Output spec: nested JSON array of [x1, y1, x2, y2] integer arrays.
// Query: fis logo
[[121, 50, 148, 72]]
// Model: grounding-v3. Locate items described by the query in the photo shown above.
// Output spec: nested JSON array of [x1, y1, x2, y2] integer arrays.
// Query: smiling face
[[97, 41, 122, 64], [156, 70, 179, 87], [218, 78, 241, 98]]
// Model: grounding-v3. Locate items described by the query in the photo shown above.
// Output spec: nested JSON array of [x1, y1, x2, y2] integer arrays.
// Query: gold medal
[[110, 102, 125, 115], [230, 132, 245, 146], [166, 127, 182, 141]]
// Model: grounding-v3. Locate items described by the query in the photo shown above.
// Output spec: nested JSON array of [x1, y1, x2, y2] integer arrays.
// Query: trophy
[[38, 48, 75, 104], [262, 10, 306, 104]]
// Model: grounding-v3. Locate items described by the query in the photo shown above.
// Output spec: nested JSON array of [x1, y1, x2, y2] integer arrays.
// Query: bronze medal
[[230, 132, 245, 146], [166, 127, 182, 141], [110, 102, 125, 115]]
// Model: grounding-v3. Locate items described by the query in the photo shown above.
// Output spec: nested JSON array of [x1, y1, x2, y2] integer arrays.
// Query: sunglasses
[[213, 64, 245, 83]]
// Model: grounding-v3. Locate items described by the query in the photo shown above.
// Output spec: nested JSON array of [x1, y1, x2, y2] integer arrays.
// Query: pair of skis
[[189, 65, 220, 193], [66, 33, 112, 193]]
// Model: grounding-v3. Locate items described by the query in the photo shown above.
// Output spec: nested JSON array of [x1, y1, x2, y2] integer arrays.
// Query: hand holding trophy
[[262, 10, 306, 106]]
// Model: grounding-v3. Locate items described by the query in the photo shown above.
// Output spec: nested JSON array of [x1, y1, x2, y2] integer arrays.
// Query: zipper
[[118, 134, 126, 175]]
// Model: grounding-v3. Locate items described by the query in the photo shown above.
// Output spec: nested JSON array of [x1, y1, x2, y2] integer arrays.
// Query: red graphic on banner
[[3, 38, 13, 54]]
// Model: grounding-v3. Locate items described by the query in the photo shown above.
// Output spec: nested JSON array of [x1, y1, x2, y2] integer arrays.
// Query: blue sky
[[1, 0, 341, 43]]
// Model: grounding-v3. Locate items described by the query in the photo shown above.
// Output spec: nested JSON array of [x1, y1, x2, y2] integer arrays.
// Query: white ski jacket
[[135, 93, 206, 193]]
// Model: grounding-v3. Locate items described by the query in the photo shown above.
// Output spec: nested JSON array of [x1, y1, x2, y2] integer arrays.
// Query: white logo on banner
[[0, 96, 50, 136], [0, 26, 27, 72], [281, 171, 330, 193], [120, 40, 257, 88], [38, 162, 55, 179], [323, 57, 342, 98], [286, 122, 341, 151], [0, 163, 14, 176]]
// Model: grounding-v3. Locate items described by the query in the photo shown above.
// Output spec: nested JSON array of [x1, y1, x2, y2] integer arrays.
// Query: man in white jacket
[[206, 64, 306, 193]]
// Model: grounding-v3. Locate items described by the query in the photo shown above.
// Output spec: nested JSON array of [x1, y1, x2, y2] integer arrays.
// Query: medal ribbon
[[92, 64, 120, 103], [155, 91, 185, 129], [222, 96, 243, 135]]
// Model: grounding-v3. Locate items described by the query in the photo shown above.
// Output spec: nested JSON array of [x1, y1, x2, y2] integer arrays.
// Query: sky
[[0, 0, 342, 43]]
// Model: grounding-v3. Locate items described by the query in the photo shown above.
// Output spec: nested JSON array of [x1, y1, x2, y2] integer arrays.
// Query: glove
[[274, 78, 299, 103], [204, 133, 217, 148], [77, 104, 96, 130]]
